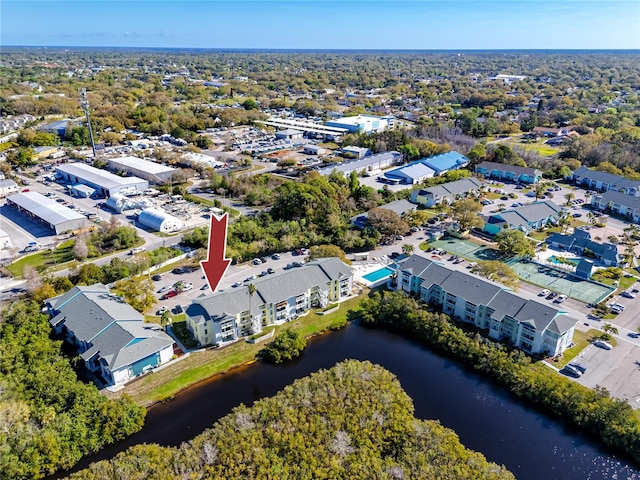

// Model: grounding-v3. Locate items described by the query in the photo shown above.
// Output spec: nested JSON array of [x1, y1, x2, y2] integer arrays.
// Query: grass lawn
[[485, 192, 502, 200], [7, 239, 75, 277], [504, 138, 561, 157], [552, 330, 589, 367], [121, 292, 367, 406], [528, 231, 548, 241]]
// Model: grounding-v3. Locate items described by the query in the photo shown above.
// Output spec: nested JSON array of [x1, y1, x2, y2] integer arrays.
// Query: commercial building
[[572, 166, 640, 196], [105, 193, 155, 213], [395, 254, 577, 356], [56, 163, 148, 197], [182, 151, 227, 169], [6, 191, 87, 234], [318, 151, 402, 177], [475, 161, 542, 184], [38, 119, 74, 137], [419, 151, 469, 175], [411, 178, 483, 207], [138, 207, 185, 233], [591, 190, 640, 223], [186, 258, 353, 346], [384, 162, 435, 185], [326, 114, 394, 134], [46, 284, 174, 387], [70, 184, 95, 198], [303, 145, 326, 155], [107, 156, 177, 185], [342, 146, 371, 159], [275, 129, 304, 140], [483, 201, 561, 235], [0, 179, 19, 198]]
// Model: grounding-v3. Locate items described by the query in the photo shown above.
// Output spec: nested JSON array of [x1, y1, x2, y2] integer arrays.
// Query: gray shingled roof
[[439, 270, 503, 306], [487, 290, 528, 321], [192, 258, 353, 323], [574, 166, 640, 191], [421, 177, 482, 198], [491, 201, 560, 229], [598, 189, 640, 210], [512, 300, 561, 331], [547, 315, 578, 335], [47, 286, 142, 342]]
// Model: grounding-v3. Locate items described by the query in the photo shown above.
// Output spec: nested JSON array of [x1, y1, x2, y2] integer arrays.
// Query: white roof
[[57, 163, 147, 189], [108, 156, 176, 175], [8, 191, 85, 225]]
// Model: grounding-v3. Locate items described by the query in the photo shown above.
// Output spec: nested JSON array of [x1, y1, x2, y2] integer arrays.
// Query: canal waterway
[[66, 322, 639, 479]]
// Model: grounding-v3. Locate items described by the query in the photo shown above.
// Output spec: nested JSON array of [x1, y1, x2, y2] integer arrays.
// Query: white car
[[158, 285, 172, 293], [594, 340, 612, 350], [539, 289, 550, 297], [181, 283, 193, 292], [554, 294, 567, 303]]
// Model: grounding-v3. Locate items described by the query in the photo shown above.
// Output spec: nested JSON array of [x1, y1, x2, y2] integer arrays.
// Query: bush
[[260, 328, 306, 364]]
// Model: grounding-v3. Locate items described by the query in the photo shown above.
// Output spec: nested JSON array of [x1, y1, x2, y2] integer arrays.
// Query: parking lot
[[570, 339, 640, 409]]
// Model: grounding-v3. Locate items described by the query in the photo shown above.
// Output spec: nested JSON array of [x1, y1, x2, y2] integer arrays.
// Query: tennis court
[[426, 237, 614, 305], [508, 261, 614, 305]]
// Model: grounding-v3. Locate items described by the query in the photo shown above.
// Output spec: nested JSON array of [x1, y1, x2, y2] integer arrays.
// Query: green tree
[[471, 260, 520, 289], [564, 192, 575, 206], [7, 147, 36, 168], [450, 198, 483, 231], [402, 243, 415, 256], [260, 328, 307, 364], [307, 244, 350, 264], [494, 229, 534, 257]]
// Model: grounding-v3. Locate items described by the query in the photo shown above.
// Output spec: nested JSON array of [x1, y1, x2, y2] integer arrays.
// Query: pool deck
[[354, 258, 396, 288]]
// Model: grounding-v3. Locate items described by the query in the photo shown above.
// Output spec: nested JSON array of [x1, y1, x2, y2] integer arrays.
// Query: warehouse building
[[6, 191, 87, 234], [318, 151, 402, 177], [138, 207, 185, 233], [326, 114, 394, 134], [56, 163, 148, 197], [107, 156, 177, 185]]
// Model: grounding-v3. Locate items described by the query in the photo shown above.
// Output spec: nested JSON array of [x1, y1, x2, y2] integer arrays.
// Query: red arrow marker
[[201, 212, 231, 293]]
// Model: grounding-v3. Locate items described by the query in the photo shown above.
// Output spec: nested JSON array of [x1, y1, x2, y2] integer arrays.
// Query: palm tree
[[602, 323, 619, 336], [160, 310, 172, 332], [564, 192, 575, 206], [402, 243, 415, 256]]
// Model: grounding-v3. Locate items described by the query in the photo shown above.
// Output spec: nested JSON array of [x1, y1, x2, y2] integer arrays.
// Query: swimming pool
[[363, 266, 395, 282], [548, 255, 580, 266]]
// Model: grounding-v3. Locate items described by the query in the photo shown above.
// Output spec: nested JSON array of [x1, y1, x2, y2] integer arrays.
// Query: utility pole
[[80, 88, 97, 159]]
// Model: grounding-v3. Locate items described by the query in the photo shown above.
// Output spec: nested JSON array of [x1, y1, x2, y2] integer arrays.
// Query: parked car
[[158, 285, 172, 293], [267, 268, 275, 274], [152, 274, 162, 281], [292, 261, 304, 268], [172, 305, 183, 314], [258, 270, 268, 277], [569, 362, 587, 373], [539, 289, 550, 297], [610, 302, 625, 313], [621, 291, 636, 299], [271, 253, 281, 260], [252, 258, 262, 265], [200, 284, 209, 290], [156, 306, 168, 316], [232, 281, 243, 288], [129, 246, 146, 255], [554, 294, 567, 303], [180, 282, 193, 292], [165, 290, 179, 299], [561, 366, 581, 378], [564, 364, 583, 377], [172, 267, 184, 274], [547, 292, 558, 300], [594, 340, 613, 350]]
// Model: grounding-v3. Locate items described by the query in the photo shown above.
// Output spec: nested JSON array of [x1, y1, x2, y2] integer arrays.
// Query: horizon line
[[4, 45, 640, 53]]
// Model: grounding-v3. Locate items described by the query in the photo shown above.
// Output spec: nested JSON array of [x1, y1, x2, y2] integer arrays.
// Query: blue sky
[[2, 1, 639, 50]]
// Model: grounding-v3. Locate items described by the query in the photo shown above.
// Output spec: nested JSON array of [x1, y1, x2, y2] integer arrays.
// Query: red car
[[162, 290, 178, 300]]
